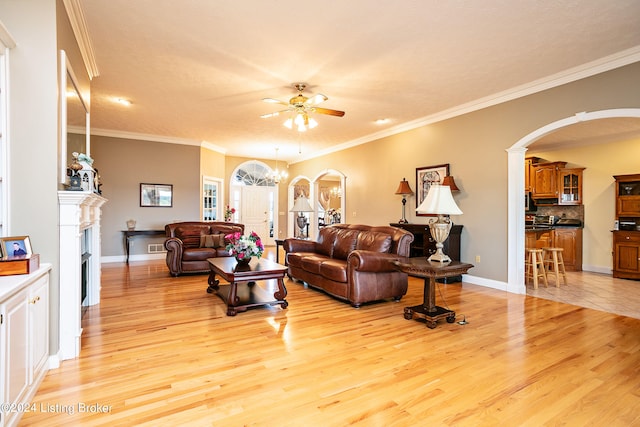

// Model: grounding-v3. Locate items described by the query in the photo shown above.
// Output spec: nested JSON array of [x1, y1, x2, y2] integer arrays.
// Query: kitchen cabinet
[[613, 231, 640, 279], [558, 168, 584, 205], [0, 266, 50, 427], [553, 228, 582, 271], [524, 156, 540, 193], [612, 174, 640, 279], [531, 161, 566, 199]]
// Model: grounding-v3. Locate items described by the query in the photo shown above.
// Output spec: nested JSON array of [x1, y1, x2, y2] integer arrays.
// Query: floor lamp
[[416, 183, 463, 262], [290, 195, 313, 238]]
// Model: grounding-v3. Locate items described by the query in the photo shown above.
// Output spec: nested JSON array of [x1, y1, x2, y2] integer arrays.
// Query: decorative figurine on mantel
[[67, 152, 84, 191], [66, 152, 97, 192]]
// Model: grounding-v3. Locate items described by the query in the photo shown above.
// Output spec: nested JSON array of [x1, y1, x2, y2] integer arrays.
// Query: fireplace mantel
[[58, 191, 107, 361]]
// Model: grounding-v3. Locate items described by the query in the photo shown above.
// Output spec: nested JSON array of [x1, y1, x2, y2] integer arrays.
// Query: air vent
[[148, 243, 166, 254]]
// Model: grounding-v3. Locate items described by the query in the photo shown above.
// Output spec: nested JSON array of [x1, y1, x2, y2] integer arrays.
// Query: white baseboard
[[101, 253, 165, 263], [581, 265, 612, 275], [462, 274, 509, 292]]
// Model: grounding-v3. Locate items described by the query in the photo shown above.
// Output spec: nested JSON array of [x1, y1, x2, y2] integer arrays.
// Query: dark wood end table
[[394, 258, 474, 328], [207, 257, 288, 316]]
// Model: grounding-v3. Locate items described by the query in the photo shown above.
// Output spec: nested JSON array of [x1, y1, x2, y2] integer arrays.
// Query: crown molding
[[91, 128, 204, 146], [0, 20, 16, 50], [201, 141, 227, 155], [63, 0, 99, 79], [291, 46, 640, 163]]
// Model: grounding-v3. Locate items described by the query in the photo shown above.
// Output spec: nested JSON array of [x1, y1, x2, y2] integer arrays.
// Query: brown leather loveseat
[[284, 224, 414, 307], [164, 221, 244, 276]]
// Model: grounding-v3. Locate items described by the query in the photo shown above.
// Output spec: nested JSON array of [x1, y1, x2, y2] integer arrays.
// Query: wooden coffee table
[[394, 258, 474, 328], [207, 257, 289, 316]]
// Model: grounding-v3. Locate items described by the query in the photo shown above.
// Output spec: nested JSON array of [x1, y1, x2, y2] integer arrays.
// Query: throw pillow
[[200, 233, 225, 248]]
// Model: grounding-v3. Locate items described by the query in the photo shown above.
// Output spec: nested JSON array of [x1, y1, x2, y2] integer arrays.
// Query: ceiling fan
[[261, 83, 345, 131]]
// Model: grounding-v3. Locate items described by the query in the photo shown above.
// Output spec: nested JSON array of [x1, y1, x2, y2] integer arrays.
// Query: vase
[[235, 256, 251, 266]]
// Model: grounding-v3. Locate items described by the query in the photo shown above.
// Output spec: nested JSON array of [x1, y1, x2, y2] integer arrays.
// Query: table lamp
[[290, 195, 314, 238], [416, 183, 462, 262], [395, 178, 414, 224]]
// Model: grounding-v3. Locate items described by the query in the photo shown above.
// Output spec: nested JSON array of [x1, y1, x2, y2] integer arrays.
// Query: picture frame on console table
[[416, 164, 449, 216], [0, 235, 32, 257]]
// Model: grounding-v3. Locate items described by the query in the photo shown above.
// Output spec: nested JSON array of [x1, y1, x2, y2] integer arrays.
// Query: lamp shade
[[441, 175, 460, 192], [290, 195, 314, 212], [416, 184, 462, 215], [395, 178, 414, 195]]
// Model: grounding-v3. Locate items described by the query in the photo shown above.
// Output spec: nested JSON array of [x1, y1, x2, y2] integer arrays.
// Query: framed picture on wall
[[416, 164, 449, 216], [140, 183, 173, 207]]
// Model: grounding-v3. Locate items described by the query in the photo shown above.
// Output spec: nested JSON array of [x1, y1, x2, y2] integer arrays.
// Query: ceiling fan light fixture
[[283, 118, 293, 129]]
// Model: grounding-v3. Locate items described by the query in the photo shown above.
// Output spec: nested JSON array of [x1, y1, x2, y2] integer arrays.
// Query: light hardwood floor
[[21, 250, 640, 426]]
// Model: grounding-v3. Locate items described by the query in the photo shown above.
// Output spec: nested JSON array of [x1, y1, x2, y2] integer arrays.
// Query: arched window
[[232, 161, 275, 187]]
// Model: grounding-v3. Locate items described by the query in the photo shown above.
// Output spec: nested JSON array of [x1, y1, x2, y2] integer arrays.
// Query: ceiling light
[[268, 147, 288, 184], [114, 97, 131, 106], [375, 118, 390, 125]]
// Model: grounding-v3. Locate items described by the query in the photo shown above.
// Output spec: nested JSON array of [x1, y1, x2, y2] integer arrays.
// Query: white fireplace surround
[[58, 191, 107, 361]]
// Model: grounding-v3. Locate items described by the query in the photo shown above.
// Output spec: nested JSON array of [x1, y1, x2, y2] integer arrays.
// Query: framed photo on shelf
[[0, 236, 32, 257], [140, 183, 173, 207], [416, 164, 449, 216]]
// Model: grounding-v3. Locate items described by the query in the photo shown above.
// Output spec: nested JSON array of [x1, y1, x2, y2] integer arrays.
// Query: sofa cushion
[[356, 231, 392, 253], [320, 259, 348, 283], [175, 225, 211, 248], [300, 255, 328, 275], [200, 233, 225, 248], [333, 229, 359, 260], [182, 247, 217, 261], [316, 227, 339, 257]]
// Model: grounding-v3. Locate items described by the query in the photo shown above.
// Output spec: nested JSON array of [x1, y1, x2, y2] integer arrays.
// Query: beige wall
[[92, 136, 201, 257], [287, 61, 640, 282], [529, 137, 640, 272]]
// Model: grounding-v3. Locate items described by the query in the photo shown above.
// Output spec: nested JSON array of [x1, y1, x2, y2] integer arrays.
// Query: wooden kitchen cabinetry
[[558, 168, 584, 205], [525, 228, 582, 271], [524, 156, 540, 193], [531, 161, 566, 199], [612, 174, 640, 279], [553, 227, 583, 271]]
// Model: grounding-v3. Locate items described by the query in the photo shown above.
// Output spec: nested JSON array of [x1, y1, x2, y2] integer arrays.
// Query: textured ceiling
[[79, 0, 640, 162]]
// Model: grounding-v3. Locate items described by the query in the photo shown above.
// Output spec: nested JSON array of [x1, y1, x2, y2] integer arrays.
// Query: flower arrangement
[[225, 231, 264, 261], [224, 205, 236, 222]]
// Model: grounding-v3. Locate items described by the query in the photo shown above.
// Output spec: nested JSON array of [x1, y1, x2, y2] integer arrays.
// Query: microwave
[[525, 192, 536, 212]]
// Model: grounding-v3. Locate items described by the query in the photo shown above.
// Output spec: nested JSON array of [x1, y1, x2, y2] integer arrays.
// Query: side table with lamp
[[394, 180, 473, 328]]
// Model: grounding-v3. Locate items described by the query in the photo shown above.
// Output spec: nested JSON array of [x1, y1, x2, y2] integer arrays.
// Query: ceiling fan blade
[[260, 109, 289, 119], [262, 98, 289, 106], [313, 107, 345, 117], [304, 93, 328, 106]]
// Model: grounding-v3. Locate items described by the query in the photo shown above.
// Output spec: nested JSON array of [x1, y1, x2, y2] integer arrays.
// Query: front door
[[241, 186, 273, 245]]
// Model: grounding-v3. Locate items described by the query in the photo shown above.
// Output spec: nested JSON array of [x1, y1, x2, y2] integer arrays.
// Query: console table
[[394, 258, 473, 329], [122, 229, 165, 263]]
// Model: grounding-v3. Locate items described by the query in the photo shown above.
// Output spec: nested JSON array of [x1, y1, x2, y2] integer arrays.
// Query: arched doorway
[[506, 108, 640, 294], [288, 175, 314, 238], [229, 160, 279, 246], [313, 169, 346, 239]]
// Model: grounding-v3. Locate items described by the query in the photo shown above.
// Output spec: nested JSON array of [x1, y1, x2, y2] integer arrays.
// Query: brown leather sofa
[[164, 221, 244, 276], [284, 224, 414, 307]]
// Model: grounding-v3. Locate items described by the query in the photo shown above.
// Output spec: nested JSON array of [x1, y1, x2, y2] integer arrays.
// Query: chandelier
[[268, 148, 288, 184]]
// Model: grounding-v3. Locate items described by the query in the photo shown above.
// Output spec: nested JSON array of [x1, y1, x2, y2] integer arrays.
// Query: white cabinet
[[0, 266, 51, 427]]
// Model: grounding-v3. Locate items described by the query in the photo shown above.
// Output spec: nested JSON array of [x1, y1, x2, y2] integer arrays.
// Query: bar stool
[[525, 249, 547, 289], [542, 247, 567, 287]]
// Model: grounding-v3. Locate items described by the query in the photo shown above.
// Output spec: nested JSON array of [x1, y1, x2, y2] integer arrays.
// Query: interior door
[[241, 186, 272, 245]]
